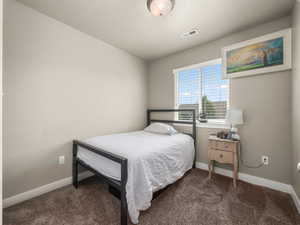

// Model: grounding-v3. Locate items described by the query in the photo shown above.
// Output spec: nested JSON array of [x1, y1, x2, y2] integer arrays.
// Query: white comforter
[[77, 131, 195, 224]]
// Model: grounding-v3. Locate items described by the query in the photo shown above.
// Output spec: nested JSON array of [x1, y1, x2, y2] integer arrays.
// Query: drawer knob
[[220, 154, 223, 158]]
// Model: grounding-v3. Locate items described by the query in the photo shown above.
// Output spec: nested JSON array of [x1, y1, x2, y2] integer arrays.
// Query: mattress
[[77, 131, 195, 224]]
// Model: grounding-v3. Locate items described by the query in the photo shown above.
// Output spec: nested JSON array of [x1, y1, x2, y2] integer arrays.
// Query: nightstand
[[208, 136, 239, 188]]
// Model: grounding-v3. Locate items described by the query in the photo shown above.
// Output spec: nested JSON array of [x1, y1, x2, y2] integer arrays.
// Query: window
[[174, 59, 230, 123]]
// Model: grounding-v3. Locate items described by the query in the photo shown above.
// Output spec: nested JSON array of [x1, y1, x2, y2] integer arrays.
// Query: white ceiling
[[17, 0, 295, 60]]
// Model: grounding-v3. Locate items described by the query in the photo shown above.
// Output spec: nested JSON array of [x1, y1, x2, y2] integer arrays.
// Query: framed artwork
[[222, 28, 292, 79]]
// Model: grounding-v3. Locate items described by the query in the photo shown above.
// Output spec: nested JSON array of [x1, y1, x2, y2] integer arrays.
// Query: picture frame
[[222, 28, 292, 79]]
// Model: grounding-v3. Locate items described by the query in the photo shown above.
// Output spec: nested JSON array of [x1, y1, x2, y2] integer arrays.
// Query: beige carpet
[[4, 169, 300, 225]]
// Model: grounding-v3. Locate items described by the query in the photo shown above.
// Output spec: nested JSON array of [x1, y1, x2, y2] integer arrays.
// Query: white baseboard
[[196, 162, 291, 193], [3, 171, 94, 208], [3, 163, 300, 215], [290, 186, 300, 213], [196, 162, 300, 214]]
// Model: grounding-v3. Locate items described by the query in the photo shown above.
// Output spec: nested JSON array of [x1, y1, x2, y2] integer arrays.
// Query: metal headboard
[[147, 109, 197, 167]]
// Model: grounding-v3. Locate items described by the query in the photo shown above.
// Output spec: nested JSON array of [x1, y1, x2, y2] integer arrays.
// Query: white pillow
[[144, 123, 178, 135]]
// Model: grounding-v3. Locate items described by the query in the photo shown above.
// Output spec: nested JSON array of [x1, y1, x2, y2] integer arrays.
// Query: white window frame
[[173, 58, 231, 129]]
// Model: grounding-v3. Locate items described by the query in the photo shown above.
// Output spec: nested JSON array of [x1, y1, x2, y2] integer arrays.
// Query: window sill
[[175, 122, 230, 129]]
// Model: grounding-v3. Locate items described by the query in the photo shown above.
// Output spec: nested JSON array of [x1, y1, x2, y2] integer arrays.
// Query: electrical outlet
[[59, 156, 65, 165], [262, 156, 269, 165]]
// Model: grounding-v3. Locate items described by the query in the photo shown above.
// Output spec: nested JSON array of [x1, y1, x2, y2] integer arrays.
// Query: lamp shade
[[226, 109, 244, 125]]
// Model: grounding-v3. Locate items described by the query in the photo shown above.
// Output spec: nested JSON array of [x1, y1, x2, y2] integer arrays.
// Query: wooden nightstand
[[208, 136, 239, 188]]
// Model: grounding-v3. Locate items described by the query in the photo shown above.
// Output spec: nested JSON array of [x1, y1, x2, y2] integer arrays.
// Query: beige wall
[[3, 0, 296, 200], [292, 1, 300, 197], [148, 16, 292, 184], [3, 0, 147, 198]]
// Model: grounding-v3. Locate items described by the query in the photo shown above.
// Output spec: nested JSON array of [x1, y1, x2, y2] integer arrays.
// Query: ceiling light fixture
[[147, 0, 175, 16]]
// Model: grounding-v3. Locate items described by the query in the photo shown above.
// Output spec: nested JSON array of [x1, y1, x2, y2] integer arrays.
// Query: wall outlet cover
[[59, 156, 65, 165], [262, 156, 269, 165]]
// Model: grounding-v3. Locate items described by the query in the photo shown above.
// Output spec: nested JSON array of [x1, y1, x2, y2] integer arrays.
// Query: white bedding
[[77, 131, 195, 224]]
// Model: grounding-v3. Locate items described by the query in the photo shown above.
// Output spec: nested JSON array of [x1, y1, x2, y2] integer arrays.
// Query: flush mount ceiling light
[[147, 0, 175, 16]]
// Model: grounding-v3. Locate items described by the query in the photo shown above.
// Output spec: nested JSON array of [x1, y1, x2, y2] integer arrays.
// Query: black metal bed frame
[[73, 109, 197, 225]]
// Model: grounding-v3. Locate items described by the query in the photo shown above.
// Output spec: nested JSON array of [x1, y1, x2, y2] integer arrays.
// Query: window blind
[[176, 60, 229, 122]]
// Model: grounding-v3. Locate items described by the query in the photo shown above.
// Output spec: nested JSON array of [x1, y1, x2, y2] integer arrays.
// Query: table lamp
[[226, 109, 244, 140]]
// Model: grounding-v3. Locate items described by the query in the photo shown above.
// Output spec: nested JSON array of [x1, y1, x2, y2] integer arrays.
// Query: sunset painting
[[226, 37, 284, 74]]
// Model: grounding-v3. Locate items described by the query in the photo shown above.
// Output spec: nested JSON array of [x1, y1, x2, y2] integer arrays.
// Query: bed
[[72, 109, 197, 225]]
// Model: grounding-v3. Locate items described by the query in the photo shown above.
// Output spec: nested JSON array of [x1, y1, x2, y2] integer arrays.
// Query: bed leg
[[121, 189, 128, 225], [73, 160, 78, 189], [72, 141, 78, 189], [121, 159, 128, 225]]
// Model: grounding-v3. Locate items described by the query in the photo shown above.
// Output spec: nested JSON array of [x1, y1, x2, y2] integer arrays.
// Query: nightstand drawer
[[215, 141, 235, 152], [209, 150, 233, 164]]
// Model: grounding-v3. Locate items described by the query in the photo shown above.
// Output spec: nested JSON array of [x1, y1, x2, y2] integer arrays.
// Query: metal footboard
[[72, 140, 128, 225]]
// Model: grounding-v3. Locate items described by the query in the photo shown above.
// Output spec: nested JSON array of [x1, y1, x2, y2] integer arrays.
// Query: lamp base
[[231, 126, 238, 133], [229, 126, 240, 140], [231, 133, 240, 141]]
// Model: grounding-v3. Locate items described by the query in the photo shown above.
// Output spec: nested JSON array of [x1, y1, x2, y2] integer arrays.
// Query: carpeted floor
[[4, 169, 300, 225]]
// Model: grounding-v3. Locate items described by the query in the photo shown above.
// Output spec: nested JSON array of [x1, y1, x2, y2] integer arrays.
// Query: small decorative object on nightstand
[[208, 136, 240, 188]]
